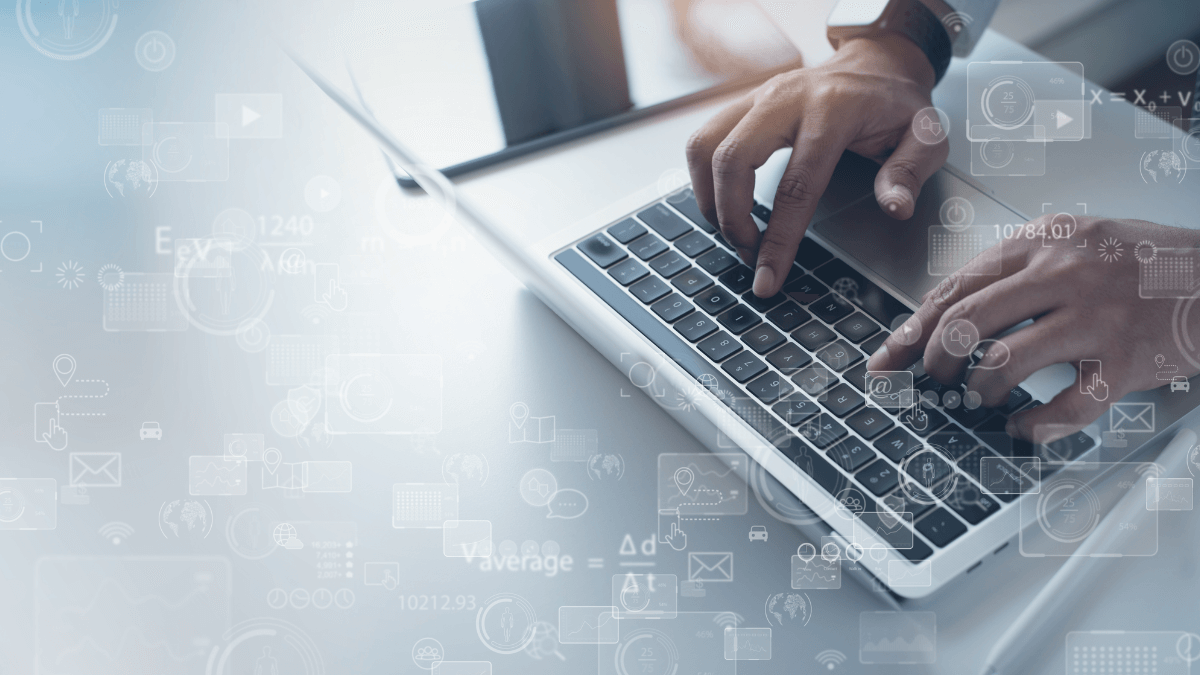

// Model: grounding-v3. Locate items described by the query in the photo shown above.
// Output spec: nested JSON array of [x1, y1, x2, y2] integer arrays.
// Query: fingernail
[[1005, 418, 1020, 438], [867, 343, 888, 370], [753, 266, 775, 297]]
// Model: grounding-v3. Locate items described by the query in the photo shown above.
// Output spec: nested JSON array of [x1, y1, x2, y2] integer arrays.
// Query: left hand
[[867, 216, 1200, 443]]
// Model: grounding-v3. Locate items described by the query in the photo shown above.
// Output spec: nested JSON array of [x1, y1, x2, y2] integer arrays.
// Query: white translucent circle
[[796, 542, 816, 562], [942, 390, 962, 410], [135, 31, 176, 72], [235, 318, 271, 353]]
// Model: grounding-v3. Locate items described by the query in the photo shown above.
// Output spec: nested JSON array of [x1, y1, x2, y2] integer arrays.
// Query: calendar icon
[[98, 108, 152, 145], [1139, 248, 1200, 298], [927, 226, 1001, 276], [103, 273, 187, 332], [392, 483, 458, 528]]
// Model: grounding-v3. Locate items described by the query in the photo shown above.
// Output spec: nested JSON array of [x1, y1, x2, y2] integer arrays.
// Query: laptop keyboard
[[556, 187, 1096, 565]]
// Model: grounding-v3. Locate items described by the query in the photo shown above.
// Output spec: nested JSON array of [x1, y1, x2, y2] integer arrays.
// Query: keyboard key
[[629, 276, 670, 304], [629, 233, 669, 260], [671, 268, 714, 296], [834, 313, 880, 343], [858, 509, 921, 555], [901, 406, 948, 437], [811, 258, 914, 328], [829, 438, 877, 472], [649, 250, 690, 278], [747, 372, 794, 403], [752, 201, 772, 223], [793, 321, 837, 351], [946, 486, 1000, 524], [717, 304, 761, 334], [675, 230, 714, 257], [744, 291, 786, 313], [608, 258, 649, 286], [1041, 430, 1096, 462], [792, 365, 836, 397], [946, 401, 992, 428], [929, 424, 978, 460], [696, 248, 737, 275], [821, 383, 864, 417], [665, 188, 717, 233], [742, 324, 786, 354], [674, 313, 719, 342], [797, 413, 847, 448], [722, 352, 768, 383], [712, 232, 734, 250], [897, 540, 934, 563], [578, 233, 626, 268], [783, 275, 828, 305], [997, 386, 1034, 415], [846, 406, 893, 439], [698, 332, 742, 362], [651, 293, 694, 322], [810, 293, 855, 323], [607, 217, 646, 244], [883, 488, 934, 520], [696, 287, 738, 315], [861, 332, 888, 358], [844, 363, 870, 393], [874, 427, 922, 462], [856, 459, 900, 496], [765, 302, 810, 331], [773, 395, 821, 426], [788, 439, 848, 496], [766, 343, 812, 374], [957, 447, 1024, 503], [719, 265, 754, 293], [797, 237, 833, 269], [815, 339, 864, 372], [902, 358, 928, 383], [638, 203, 693, 240], [915, 508, 968, 548], [904, 451, 953, 490]]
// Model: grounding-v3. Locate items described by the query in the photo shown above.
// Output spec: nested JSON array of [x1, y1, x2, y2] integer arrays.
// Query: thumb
[[874, 123, 949, 220]]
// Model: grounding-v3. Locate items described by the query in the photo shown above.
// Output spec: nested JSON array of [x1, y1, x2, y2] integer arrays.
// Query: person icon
[[500, 606, 514, 643], [58, 0, 79, 39], [922, 456, 935, 486], [254, 646, 279, 675], [215, 260, 236, 316]]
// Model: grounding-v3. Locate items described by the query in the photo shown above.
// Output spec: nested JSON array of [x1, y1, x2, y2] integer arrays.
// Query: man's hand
[[867, 216, 1200, 443], [686, 33, 945, 298]]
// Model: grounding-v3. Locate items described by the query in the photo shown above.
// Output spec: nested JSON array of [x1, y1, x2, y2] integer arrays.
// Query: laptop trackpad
[[812, 169, 1026, 305]]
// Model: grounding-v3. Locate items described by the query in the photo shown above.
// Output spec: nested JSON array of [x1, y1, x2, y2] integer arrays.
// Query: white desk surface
[[0, 0, 1196, 673]]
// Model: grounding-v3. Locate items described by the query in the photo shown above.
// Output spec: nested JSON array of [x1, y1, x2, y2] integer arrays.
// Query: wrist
[[832, 33, 936, 90]]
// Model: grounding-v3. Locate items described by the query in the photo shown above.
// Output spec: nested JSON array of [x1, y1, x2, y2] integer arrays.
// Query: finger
[[1008, 375, 1117, 443], [964, 312, 1099, 408], [922, 268, 1063, 385], [867, 239, 1037, 373], [874, 124, 949, 220], [712, 105, 796, 263], [753, 123, 853, 297], [686, 95, 755, 226]]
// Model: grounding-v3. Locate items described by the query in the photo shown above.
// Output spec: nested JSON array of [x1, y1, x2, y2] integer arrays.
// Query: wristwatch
[[826, 0, 953, 84]]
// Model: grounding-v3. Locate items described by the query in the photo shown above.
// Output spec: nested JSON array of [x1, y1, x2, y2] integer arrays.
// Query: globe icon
[[273, 523, 298, 546]]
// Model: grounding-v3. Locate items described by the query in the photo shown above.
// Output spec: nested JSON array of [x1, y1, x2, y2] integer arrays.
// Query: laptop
[[290, 54, 1195, 600]]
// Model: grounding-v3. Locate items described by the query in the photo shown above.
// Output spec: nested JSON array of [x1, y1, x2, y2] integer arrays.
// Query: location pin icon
[[673, 467, 694, 495], [53, 354, 76, 387], [263, 447, 282, 475], [1156, 354, 1166, 369], [510, 402, 529, 428]]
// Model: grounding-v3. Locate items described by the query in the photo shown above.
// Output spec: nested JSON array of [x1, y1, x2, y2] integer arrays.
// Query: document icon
[[1110, 403, 1155, 433], [442, 520, 492, 558], [887, 560, 932, 587], [688, 552, 734, 582], [68, 453, 121, 487], [301, 461, 352, 493]]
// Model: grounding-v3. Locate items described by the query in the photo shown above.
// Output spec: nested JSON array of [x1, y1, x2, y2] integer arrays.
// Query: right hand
[[42, 418, 68, 451], [686, 33, 946, 298]]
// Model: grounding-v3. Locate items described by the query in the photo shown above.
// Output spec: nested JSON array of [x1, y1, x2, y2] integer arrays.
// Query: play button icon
[[1054, 109, 1074, 129], [242, 105, 262, 127], [305, 175, 341, 212]]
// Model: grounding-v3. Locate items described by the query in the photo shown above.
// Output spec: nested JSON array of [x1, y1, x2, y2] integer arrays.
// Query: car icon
[[140, 421, 162, 440], [1172, 376, 1190, 393], [749, 525, 768, 542]]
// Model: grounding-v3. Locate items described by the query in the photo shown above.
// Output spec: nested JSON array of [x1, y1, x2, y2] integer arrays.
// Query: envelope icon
[[69, 452, 121, 487], [1110, 403, 1155, 433], [688, 552, 734, 582], [443, 520, 492, 558], [887, 559, 932, 587], [301, 461, 352, 493]]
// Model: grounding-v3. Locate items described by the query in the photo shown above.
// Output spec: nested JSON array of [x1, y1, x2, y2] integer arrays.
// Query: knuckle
[[773, 166, 820, 211], [685, 131, 713, 165], [711, 140, 748, 177], [928, 275, 962, 311]]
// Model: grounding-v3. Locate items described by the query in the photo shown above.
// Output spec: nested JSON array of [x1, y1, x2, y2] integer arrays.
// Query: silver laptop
[[292, 54, 1194, 600]]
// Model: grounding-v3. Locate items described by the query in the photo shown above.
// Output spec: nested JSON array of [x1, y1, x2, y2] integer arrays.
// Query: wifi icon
[[815, 649, 846, 670], [99, 521, 134, 545], [301, 304, 331, 325], [941, 11, 972, 35], [712, 612, 745, 630]]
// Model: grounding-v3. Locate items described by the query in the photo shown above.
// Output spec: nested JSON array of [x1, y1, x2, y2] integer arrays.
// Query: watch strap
[[892, 0, 952, 84]]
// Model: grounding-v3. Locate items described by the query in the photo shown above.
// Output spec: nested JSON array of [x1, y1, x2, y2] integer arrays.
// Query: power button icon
[[135, 31, 176, 72], [939, 196, 975, 233]]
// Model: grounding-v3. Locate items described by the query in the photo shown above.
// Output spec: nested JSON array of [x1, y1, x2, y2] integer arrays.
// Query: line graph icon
[[558, 606, 619, 644], [188, 456, 247, 495], [724, 627, 772, 661]]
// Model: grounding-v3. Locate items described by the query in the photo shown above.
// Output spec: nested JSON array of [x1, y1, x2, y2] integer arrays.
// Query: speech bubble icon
[[969, 338, 1012, 371], [546, 489, 589, 519]]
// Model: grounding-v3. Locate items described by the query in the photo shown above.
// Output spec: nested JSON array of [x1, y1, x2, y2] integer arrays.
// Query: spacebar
[[557, 249, 792, 445]]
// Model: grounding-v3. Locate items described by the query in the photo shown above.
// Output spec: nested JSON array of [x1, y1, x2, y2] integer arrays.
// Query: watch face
[[827, 0, 890, 27]]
